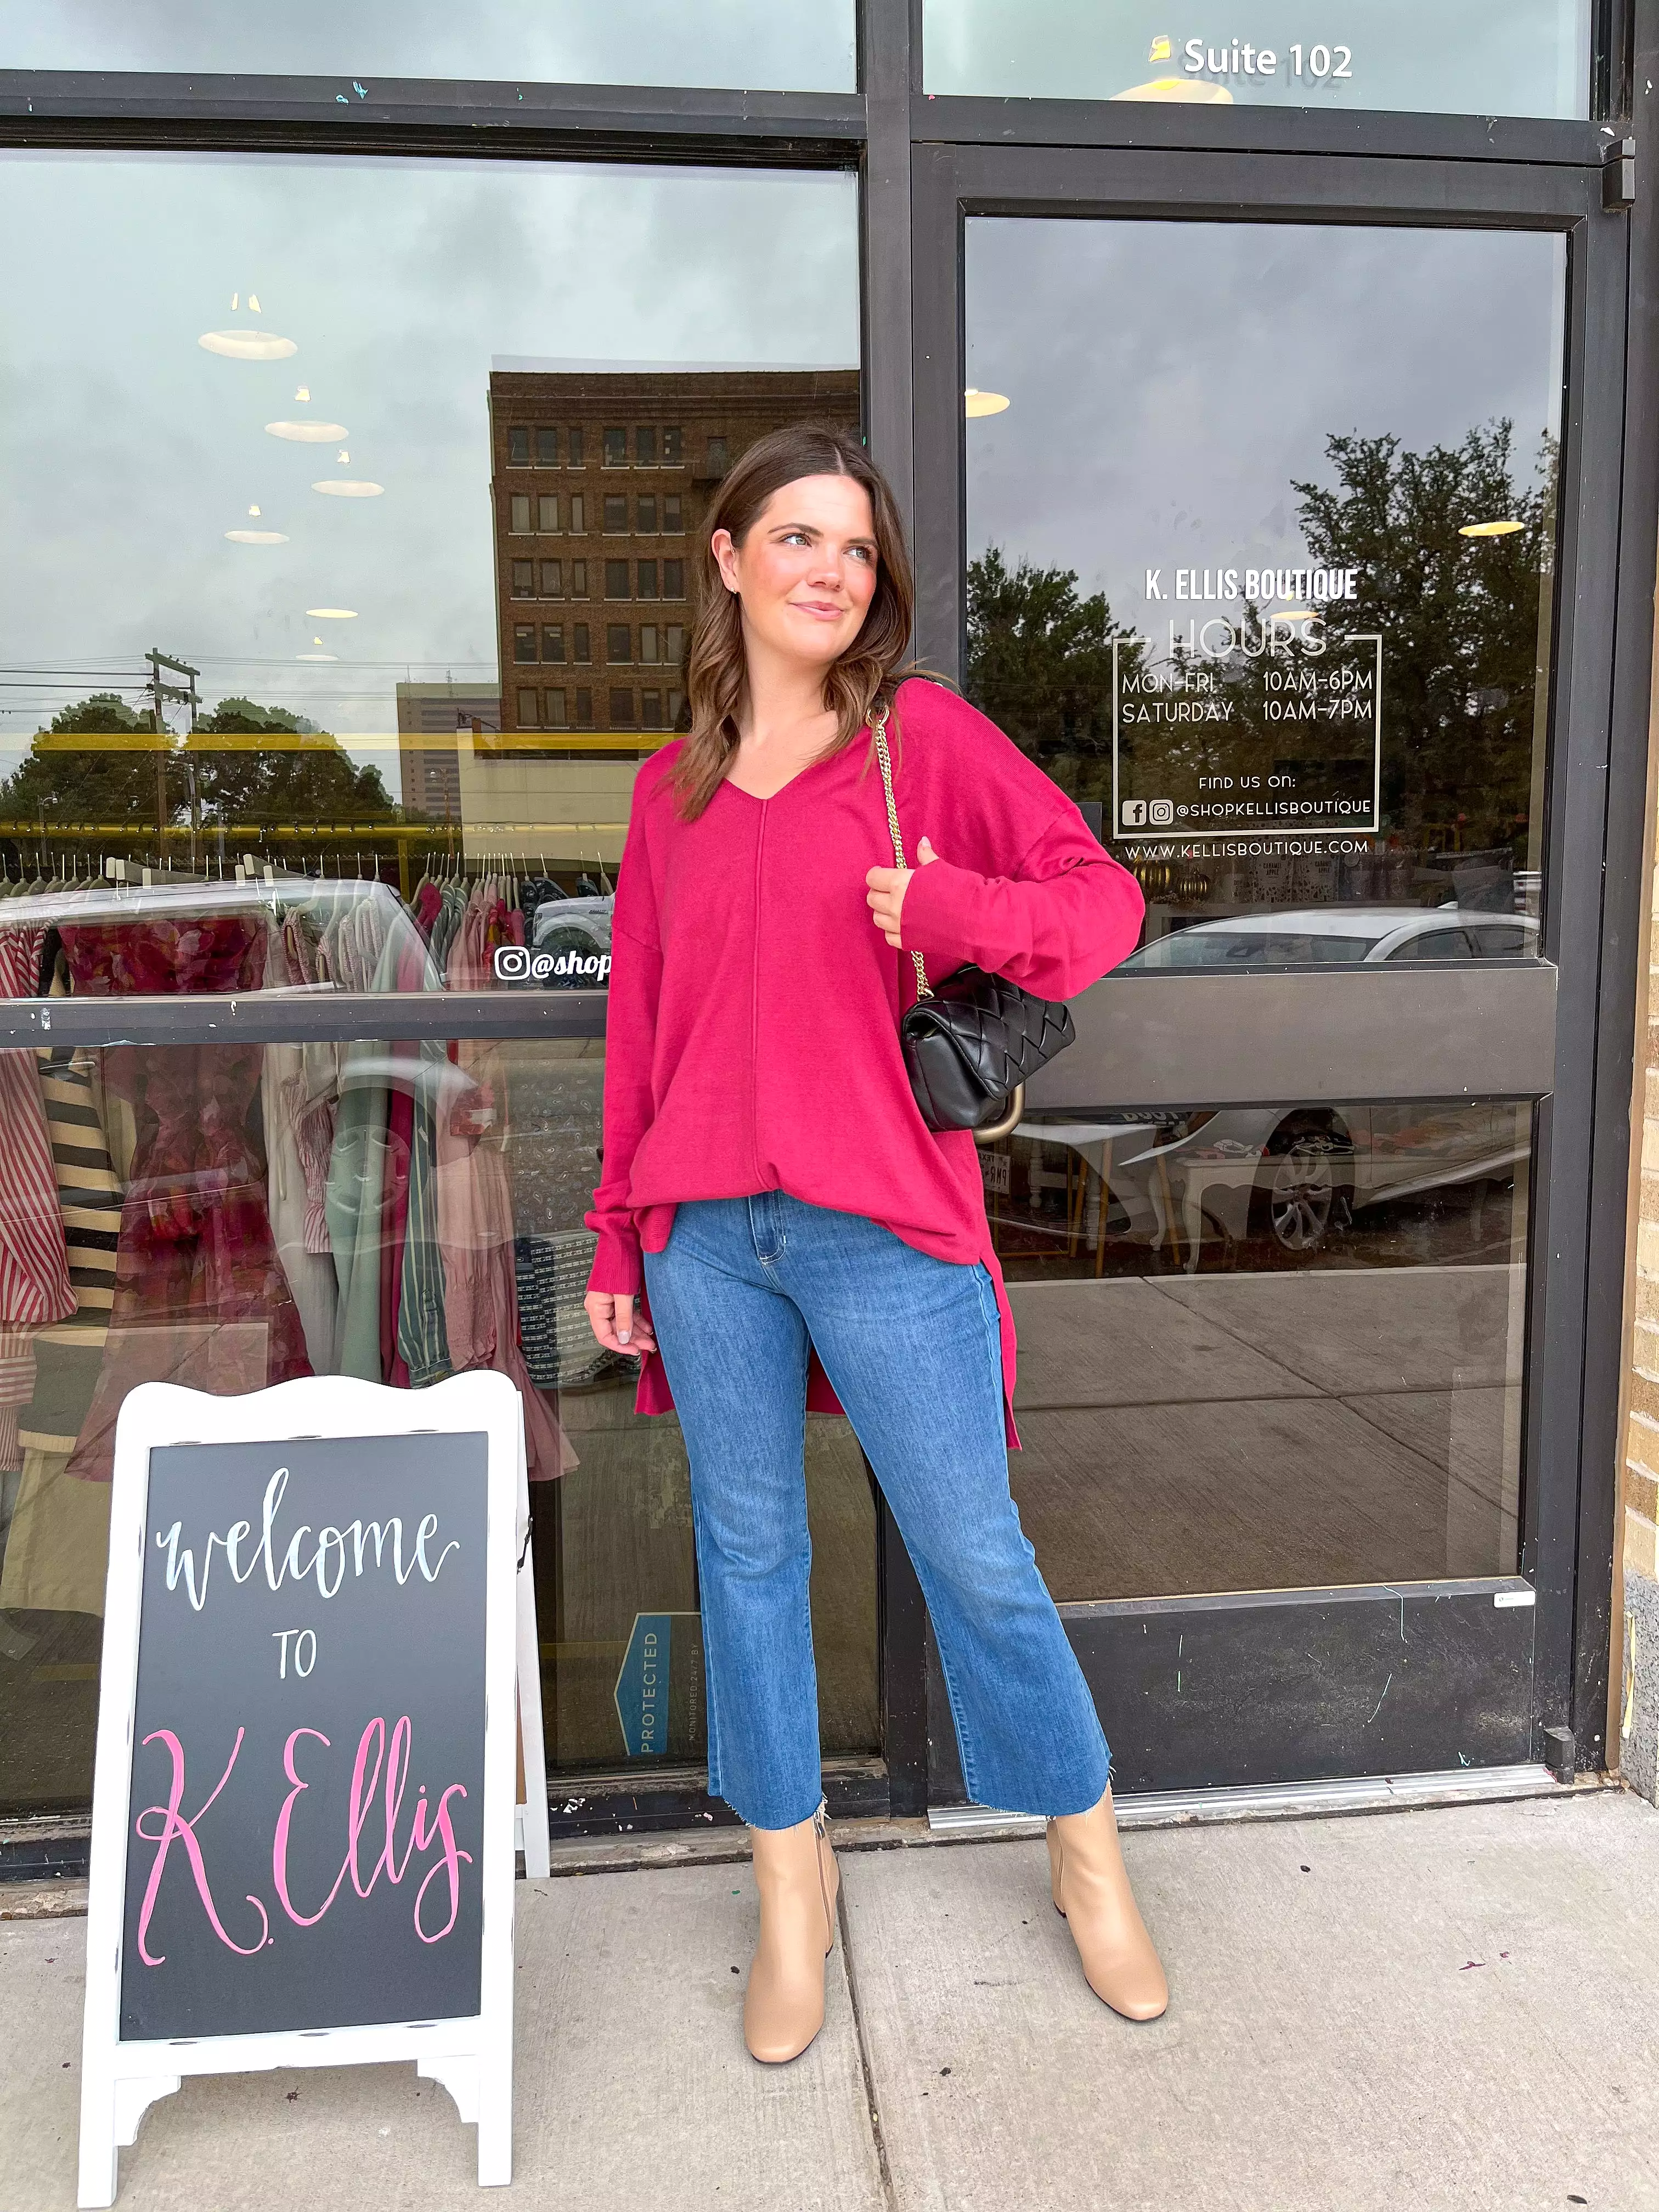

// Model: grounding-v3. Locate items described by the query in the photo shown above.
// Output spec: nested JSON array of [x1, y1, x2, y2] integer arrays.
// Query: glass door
[[910, 142, 1624, 1795]]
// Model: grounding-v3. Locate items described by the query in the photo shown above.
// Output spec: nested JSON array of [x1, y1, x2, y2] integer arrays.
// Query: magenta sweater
[[585, 677, 1146, 1440]]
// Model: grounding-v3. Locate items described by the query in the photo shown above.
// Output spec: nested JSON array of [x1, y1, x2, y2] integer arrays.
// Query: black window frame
[[0, 0, 1647, 1850]]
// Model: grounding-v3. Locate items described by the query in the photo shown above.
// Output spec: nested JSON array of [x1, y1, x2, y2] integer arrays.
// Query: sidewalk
[[3, 1788, 1656, 2212]]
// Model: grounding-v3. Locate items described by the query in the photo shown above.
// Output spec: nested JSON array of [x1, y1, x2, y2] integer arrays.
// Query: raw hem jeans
[[642, 1193, 1111, 1830]]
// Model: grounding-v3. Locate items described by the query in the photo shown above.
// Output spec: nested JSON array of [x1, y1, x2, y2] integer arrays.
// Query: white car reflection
[[1023, 905, 1538, 1262], [1122, 904, 1539, 969]]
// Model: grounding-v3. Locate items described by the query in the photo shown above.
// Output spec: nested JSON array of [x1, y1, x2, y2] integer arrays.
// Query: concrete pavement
[[3, 1789, 1656, 2211]]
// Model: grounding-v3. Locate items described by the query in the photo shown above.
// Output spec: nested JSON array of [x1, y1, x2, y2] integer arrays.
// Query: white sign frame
[[78, 1372, 534, 2205]]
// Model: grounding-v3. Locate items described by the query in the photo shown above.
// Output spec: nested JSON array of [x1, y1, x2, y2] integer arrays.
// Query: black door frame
[[0, 2, 1652, 1849], [882, 128, 1643, 1804]]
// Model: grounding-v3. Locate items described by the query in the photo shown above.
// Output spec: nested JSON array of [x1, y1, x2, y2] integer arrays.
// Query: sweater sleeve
[[584, 791, 664, 1296], [898, 808, 1146, 1000]]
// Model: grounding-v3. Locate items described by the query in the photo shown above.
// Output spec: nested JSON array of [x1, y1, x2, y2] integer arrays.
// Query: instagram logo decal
[[493, 944, 611, 985]]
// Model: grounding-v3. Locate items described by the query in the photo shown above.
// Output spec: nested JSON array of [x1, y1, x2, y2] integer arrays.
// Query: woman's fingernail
[[618, 1329, 630, 1343]]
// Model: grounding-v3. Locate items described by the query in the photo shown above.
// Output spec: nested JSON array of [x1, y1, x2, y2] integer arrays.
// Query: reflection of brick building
[[395, 680, 500, 818], [487, 365, 860, 739]]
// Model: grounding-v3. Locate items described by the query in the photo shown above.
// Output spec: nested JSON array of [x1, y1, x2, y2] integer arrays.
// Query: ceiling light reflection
[[266, 420, 348, 443], [1459, 518, 1525, 537], [224, 529, 289, 544], [312, 481, 384, 497], [199, 329, 298, 360], [964, 388, 1010, 418], [306, 608, 358, 618], [1110, 76, 1234, 103]]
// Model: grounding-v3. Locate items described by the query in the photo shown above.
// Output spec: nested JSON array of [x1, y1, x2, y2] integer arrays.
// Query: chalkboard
[[79, 1374, 523, 2207], [121, 1433, 488, 2041]]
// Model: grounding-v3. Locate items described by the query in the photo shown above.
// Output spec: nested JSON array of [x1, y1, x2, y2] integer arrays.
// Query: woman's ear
[[710, 527, 741, 596]]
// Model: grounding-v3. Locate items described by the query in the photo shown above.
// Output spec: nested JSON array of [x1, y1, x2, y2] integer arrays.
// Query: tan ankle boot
[[1047, 1788, 1168, 2021], [743, 1805, 839, 2064]]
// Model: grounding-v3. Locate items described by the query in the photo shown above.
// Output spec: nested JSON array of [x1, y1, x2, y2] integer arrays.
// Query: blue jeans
[[642, 1193, 1111, 1830]]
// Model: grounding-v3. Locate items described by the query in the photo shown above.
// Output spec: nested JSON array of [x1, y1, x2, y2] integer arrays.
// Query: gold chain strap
[[871, 703, 931, 1001]]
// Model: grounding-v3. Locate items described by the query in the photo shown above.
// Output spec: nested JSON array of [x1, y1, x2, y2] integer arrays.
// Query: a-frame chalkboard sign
[[78, 1372, 531, 2205]]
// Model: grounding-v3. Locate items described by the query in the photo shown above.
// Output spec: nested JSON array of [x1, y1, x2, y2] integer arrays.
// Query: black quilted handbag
[[872, 706, 1076, 1137]]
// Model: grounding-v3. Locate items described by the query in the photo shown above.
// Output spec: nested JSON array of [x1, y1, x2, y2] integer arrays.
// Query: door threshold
[[927, 1762, 1575, 1838]]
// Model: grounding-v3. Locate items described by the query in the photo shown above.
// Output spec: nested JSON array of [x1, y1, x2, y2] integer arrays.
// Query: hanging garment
[[280, 910, 341, 1259], [438, 893, 574, 1479], [395, 936, 453, 1390], [514, 1230, 628, 1391], [0, 927, 75, 1336], [59, 915, 312, 1481], [325, 930, 399, 1382], [37, 1048, 121, 1330], [261, 928, 339, 1373], [411, 878, 443, 941]]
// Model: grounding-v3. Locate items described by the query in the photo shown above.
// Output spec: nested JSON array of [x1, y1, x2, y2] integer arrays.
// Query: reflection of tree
[[0, 693, 394, 845], [1295, 421, 1550, 857], [964, 549, 1142, 807], [0, 694, 164, 825], [188, 699, 393, 828], [966, 420, 1553, 863]]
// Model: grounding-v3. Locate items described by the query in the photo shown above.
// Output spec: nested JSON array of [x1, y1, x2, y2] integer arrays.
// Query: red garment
[[585, 678, 1146, 1440], [59, 916, 312, 1479], [378, 936, 430, 1389]]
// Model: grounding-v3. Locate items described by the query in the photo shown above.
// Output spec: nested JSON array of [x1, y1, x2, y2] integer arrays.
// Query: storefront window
[[924, 1, 1591, 118], [0, 1031, 879, 1811], [966, 218, 1564, 956], [0, 148, 872, 1819], [0, 1, 857, 93], [0, 152, 859, 975], [989, 1097, 1530, 1599]]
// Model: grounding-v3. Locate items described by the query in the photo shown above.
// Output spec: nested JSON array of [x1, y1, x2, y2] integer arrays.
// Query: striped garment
[[36, 1048, 121, 1329], [0, 927, 74, 1331]]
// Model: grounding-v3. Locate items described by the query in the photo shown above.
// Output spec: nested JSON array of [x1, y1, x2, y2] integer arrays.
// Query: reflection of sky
[[925, 0, 1588, 116], [0, 154, 859, 772], [0, 0, 855, 92], [966, 221, 1562, 627]]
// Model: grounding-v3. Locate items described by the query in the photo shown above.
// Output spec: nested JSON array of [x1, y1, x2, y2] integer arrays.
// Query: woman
[[585, 422, 1166, 2063]]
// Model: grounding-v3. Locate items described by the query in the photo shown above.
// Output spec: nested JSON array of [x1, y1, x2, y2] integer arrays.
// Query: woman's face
[[712, 473, 879, 677]]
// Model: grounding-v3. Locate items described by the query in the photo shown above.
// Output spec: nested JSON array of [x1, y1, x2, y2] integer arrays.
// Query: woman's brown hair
[[672, 422, 914, 819]]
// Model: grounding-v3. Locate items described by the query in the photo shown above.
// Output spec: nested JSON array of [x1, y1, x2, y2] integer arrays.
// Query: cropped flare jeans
[[642, 1193, 1111, 1830]]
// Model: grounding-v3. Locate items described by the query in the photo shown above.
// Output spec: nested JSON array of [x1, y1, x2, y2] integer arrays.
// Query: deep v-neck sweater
[[585, 676, 1146, 1442]]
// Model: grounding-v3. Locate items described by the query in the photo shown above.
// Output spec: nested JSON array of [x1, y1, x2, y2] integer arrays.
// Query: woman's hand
[[585, 1291, 657, 1359], [866, 836, 938, 947]]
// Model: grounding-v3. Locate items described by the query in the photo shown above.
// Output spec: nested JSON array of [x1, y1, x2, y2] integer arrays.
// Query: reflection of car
[[1076, 908, 1539, 1257], [1097, 1098, 1530, 1261], [531, 894, 612, 956], [522, 893, 613, 989], [1124, 905, 1539, 968]]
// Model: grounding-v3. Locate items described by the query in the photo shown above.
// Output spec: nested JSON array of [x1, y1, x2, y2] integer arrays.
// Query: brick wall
[[1617, 676, 1659, 1796]]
